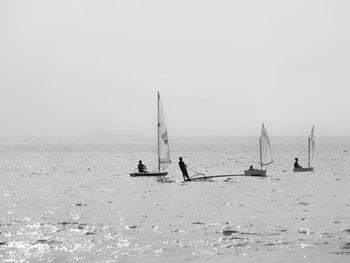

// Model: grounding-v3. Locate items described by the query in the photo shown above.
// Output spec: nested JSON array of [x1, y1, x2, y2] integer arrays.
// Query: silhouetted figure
[[179, 157, 190, 181], [249, 165, 254, 170], [138, 160, 148, 173], [294, 158, 302, 168]]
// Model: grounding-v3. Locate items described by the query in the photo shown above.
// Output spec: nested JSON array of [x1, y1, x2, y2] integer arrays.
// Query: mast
[[157, 92, 160, 172], [259, 123, 264, 170], [308, 137, 310, 168], [259, 137, 262, 170]]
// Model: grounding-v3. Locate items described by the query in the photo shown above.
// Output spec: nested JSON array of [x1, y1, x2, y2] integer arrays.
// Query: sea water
[[0, 136, 349, 262]]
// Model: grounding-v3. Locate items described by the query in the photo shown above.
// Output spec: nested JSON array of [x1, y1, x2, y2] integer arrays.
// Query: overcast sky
[[1, 0, 349, 138]]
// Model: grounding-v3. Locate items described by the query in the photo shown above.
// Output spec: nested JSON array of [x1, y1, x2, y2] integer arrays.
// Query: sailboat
[[130, 92, 171, 177], [244, 123, 273, 176], [293, 125, 315, 172]]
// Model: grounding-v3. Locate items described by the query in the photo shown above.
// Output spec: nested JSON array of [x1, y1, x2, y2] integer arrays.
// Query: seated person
[[294, 158, 302, 168], [245, 165, 255, 175], [138, 160, 148, 173]]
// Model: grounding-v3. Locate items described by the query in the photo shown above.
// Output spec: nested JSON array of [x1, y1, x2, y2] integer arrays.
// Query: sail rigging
[[157, 92, 171, 171], [259, 123, 273, 168], [308, 125, 315, 167]]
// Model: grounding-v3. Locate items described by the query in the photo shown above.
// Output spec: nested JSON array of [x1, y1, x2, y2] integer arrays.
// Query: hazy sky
[[1, 0, 349, 138]]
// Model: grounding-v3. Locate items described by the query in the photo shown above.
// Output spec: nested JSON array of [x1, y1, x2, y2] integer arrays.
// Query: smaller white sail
[[157, 93, 171, 171], [259, 123, 273, 167], [308, 125, 315, 167]]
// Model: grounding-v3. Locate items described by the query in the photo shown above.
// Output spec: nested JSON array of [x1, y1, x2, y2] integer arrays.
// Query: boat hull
[[130, 171, 168, 177], [244, 169, 267, 177], [184, 174, 245, 182], [293, 167, 314, 172]]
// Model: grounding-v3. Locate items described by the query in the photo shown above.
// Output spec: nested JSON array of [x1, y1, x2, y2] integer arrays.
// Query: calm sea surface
[[0, 137, 349, 262]]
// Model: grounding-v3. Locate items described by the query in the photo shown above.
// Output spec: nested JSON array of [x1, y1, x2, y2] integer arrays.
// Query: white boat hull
[[130, 171, 168, 177], [293, 167, 314, 172], [244, 169, 267, 177], [184, 174, 245, 182]]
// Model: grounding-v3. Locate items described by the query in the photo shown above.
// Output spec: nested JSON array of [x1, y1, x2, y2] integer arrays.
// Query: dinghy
[[130, 92, 171, 177], [293, 125, 315, 172], [244, 123, 273, 177], [184, 174, 245, 182]]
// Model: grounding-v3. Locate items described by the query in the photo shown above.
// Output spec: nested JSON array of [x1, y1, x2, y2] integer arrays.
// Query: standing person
[[178, 157, 190, 181], [294, 158, 302, 168], [138, 160, 148, 173]]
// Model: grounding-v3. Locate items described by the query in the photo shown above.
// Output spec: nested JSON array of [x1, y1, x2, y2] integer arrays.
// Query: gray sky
[[1, 0, 349, 138]]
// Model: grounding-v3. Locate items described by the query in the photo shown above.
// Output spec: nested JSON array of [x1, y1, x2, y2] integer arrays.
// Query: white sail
[[259, 123, 273, 167], [157, 93, 171, 171], [308, 125, 315, 167]]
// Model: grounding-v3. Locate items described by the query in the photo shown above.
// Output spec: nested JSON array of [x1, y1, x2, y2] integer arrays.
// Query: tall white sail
[[157, 93, 171, 171], [308, 125, 315, 167], [259, 123, 273, 168]]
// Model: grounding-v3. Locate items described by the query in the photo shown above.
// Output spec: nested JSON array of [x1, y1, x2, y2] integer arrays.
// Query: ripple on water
[[192, 222, 204, 225], [342, 228, 350, 233], [156, 177, 175, 183]]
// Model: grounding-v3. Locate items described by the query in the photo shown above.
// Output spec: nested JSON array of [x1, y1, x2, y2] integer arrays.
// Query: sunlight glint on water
[[0, 137, 349, 262]]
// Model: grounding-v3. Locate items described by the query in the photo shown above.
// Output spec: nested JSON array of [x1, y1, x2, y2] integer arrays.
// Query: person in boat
[[138, 160, 148, 173], [247, 165, 255, 175], [179, 157, 190, 181], [294, 158, 302, 169]]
